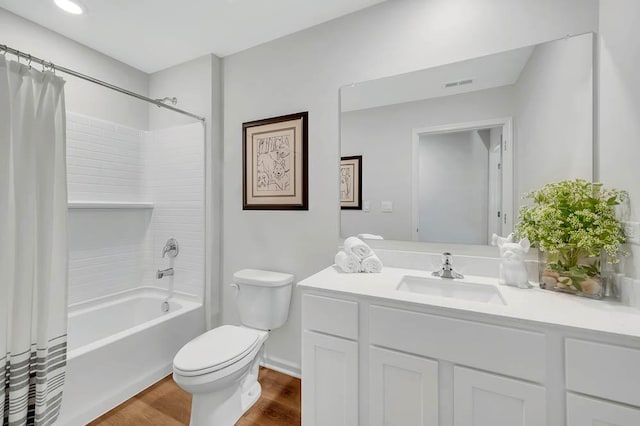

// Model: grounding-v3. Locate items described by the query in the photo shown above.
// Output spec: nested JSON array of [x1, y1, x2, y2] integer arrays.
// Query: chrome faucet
[[161, 238, 179, 258], [432, 252, 464, 279], [156, 267, 174, 279]]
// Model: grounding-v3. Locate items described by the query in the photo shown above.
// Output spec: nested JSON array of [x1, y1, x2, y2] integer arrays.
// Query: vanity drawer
[[303, 294, 358, 340], [566, 339, 640, 407], [369, 305, 546, 382], [567, 393, 640, 425]]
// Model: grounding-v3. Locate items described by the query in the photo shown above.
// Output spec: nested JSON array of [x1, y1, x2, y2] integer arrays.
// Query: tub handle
[[230, 283, 240, 296]]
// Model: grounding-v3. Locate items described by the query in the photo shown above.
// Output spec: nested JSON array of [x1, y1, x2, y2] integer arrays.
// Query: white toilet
[[172, 269, 294, 426]]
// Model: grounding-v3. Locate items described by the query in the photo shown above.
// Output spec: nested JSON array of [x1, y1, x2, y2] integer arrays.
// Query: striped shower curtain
[[0, 56, 68, 425]]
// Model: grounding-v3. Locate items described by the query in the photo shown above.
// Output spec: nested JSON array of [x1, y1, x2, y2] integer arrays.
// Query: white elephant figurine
[[491, 233, 532, 289]]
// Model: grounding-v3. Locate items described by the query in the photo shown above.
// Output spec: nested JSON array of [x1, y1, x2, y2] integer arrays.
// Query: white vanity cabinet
[[301, 294, 359, 426], [454, 367, 545, 426], [369, 346, 439, 426], [302, 330, 358, 426], [300, 289, 640, 426], [564, 339, 640, 426]]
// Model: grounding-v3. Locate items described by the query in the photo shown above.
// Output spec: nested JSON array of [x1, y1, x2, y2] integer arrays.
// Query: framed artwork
[[242, 112, 308, 210], [340, 155, 362, 210]]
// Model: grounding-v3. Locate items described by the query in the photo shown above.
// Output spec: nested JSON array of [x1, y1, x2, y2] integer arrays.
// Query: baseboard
[[261, 356, 301, 379]]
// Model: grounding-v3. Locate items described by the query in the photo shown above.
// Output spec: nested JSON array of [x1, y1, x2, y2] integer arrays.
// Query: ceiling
[[0, 0, 385, 73], [342, 45, 535, 112]]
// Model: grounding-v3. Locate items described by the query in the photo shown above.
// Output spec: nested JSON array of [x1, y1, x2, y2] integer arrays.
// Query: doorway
[[411, 118, 513, 243]]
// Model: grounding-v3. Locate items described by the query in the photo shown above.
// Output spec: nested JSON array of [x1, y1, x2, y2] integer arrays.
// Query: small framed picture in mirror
[[242, 112, 308, 210], [340, 155, 362, 210]]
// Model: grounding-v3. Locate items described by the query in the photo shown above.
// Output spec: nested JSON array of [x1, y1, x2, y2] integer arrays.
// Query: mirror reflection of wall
[[417, 127, 502, 245], [340, 33, 593, 245]]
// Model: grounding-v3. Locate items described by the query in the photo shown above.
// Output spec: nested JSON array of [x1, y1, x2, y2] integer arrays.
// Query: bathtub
[[56, 287, 204, 426]]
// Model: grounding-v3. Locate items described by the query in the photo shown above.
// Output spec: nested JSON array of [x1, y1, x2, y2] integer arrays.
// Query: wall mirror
[[340, 33, 594, 245]]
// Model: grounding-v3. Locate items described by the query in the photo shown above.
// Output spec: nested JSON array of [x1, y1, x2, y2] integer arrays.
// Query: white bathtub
[[56, 287, 204, 426]]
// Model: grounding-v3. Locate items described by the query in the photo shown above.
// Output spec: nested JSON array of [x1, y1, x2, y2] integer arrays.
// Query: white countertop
[[298, 265, 640, 340]]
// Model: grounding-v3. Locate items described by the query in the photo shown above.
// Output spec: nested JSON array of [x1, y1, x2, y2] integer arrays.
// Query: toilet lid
[[173, 325, 261, 375], [233, 269, 294, 287]]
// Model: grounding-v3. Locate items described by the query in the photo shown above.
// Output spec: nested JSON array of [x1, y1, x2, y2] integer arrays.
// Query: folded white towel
[[344, 236, 373, 260], [335, 250, 361, 273], [357, 233, 384, 240], [361, 253, 383, 273]]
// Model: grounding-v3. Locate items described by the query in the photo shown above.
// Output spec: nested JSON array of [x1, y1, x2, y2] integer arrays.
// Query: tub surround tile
[[67, 112, 150, 305], [66, 113, 204, 304]]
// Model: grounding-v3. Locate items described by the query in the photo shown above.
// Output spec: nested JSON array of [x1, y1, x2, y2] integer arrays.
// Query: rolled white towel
[[335, 250, 361, 273], [357, 233, 384, 240], [344, 236, 373, 260], [361, 253, 383, 273]]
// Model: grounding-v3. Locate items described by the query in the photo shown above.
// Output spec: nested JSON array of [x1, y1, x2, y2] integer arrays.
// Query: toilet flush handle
[[230, 283, 240, 296]]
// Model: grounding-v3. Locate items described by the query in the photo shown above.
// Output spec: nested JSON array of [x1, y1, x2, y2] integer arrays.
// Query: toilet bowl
[[172, 269, 294, 426]]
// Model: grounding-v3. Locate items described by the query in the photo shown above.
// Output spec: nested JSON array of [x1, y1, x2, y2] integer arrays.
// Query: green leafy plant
[[515, 179, 627, 291]]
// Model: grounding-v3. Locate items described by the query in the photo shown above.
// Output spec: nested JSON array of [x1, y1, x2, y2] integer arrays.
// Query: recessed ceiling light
[[54, 0, 84, 15]]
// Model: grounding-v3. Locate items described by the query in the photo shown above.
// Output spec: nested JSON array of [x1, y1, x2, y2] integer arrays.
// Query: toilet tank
[[232, 269, 294, 330]]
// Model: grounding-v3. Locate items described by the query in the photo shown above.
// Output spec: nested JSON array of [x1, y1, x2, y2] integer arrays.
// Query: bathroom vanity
[[298, 264, 640, 426]]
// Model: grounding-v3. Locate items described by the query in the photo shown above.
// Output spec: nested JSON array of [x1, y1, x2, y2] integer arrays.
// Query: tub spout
[[156, 267, 174, 279]]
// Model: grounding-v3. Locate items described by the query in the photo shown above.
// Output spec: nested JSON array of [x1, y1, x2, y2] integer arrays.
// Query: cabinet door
[[567, 393, 640, 425], [302, 330, 358, 426], [454, 366, 545, 426], [369, 347, 438, 426]]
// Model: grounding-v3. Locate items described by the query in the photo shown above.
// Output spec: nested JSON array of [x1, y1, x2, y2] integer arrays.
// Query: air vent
[[444, 78, 474, 88]]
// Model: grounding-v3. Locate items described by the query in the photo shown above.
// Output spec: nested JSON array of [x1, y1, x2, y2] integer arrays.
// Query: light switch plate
[[381, 201, 393, 213], [363, 200, 371, 212], [622, 221, 640, 245]]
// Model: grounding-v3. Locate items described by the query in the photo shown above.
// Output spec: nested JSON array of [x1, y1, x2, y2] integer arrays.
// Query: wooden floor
[[89, 367, 301, 426]]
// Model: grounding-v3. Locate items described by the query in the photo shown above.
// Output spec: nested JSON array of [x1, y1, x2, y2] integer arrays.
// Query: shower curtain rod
[[0, 43, 206, 122]]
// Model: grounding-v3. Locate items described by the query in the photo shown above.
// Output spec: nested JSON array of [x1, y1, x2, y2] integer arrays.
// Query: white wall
[[149, 55, 213, 130], [513, 33, 593, 202], [341, 86, 513, 240], [418, 130, 489, 244], [0, 8, 149, 129], [599, 0, 640, 279], [223, 0, 598, 373]]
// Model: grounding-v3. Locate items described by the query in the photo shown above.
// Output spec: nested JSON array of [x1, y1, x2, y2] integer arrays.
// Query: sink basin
[[396, 275, 506, 305]]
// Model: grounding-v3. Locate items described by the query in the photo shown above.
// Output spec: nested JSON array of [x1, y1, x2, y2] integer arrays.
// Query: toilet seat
[[173, 325, 265, 377]]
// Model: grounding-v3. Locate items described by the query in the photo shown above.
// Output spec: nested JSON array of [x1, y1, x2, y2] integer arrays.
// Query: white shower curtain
[[0, 56, 68, 425]]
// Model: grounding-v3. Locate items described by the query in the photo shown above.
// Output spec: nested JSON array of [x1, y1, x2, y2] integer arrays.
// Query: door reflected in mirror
[[340, 33, 594, 245], [416, 124, 506, 245]]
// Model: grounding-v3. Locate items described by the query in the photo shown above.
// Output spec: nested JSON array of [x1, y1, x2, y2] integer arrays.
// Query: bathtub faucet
[[156, 267, 174, 279], [162, 238, 179, 258]]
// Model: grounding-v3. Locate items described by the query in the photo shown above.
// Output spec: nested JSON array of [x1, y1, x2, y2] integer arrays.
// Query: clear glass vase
[[538, 249, 606, 299]]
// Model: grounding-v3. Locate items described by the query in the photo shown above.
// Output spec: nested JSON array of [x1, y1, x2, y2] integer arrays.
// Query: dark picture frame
[[340, 155, 362, 210], [242, 112, 308, 210]]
